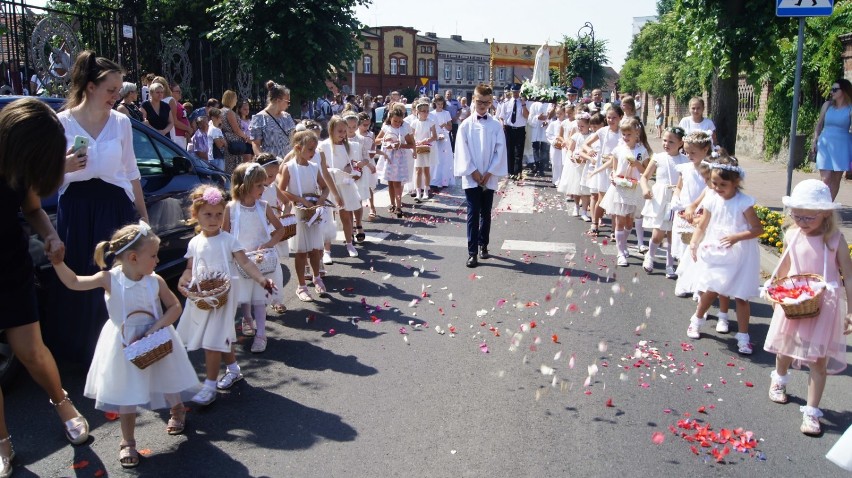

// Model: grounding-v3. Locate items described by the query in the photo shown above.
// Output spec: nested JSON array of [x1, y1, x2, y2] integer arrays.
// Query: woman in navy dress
[[53, 50, 148, 360]]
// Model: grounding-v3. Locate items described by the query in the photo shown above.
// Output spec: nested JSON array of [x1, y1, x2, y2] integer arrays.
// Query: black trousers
[[464, 186, 494, 257], [505, 126, 526, 175], [450, 123, 459, 152]]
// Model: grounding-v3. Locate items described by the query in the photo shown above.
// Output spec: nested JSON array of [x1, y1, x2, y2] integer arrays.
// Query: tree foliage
[[561, 37, 610, 94], [762, 2, 852, 158], [621, 0, 793, 153], [207, 0, 370, 99]]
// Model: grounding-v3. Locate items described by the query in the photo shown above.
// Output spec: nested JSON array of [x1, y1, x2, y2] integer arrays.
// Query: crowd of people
[[0, 45, 850, 475]]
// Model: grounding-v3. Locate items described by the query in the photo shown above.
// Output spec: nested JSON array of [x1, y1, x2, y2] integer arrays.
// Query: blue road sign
[[419, 86, 427, 95], [429, 80, 439, 92], [572, 77, 585, 90], [777, 0, 833, 17]]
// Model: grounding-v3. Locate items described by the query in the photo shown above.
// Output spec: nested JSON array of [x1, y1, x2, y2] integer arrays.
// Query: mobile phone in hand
[[72, 135, 89, 156]]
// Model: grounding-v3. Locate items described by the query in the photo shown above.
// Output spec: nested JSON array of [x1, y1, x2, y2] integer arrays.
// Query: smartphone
[[72, 135, 89, 156]]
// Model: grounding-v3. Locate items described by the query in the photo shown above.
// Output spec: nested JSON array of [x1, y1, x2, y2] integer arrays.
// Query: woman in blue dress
[[813, 78, 852, 200]]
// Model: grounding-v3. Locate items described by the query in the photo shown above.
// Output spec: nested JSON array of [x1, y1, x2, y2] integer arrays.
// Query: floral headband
[[114, 220, 152, 255], [708, 161, 745, 178], [200, 187, 224, 205]]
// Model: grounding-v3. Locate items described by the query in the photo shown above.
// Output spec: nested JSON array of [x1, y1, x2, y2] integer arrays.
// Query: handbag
[[227, 139, 251, 155], [236, 248, 278, 278]]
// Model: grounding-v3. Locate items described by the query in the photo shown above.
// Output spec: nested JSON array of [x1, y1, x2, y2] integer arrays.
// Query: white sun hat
[[781, 179, 842, 210]]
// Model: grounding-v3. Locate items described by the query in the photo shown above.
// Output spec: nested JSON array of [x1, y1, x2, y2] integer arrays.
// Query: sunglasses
[[791, 213, 819, 223], [831, 87, 840, 93]]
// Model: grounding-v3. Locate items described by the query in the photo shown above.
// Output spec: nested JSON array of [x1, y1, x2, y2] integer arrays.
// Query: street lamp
[[577, 21, 595, 95]]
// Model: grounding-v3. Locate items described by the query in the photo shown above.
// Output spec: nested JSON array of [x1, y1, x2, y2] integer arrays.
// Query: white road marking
[[335, 231, 390, 244], [500, 240, 576, 253]]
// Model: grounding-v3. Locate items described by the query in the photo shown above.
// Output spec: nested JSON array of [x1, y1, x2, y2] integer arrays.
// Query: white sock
[[204, 379, 217, 390], [665, 247, 674, 269], [615, 230, 628, 256], [648, 241, 659, 257], [634, 218, 645, 248], [770, 370, 789, 385], [226, 362, 241, 374]]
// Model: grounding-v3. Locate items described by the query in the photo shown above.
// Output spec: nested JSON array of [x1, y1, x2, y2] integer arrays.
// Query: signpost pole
[[785, 17, 806, 196]]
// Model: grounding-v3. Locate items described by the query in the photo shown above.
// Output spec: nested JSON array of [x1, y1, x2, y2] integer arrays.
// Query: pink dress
[[763, 229, 847, 374]]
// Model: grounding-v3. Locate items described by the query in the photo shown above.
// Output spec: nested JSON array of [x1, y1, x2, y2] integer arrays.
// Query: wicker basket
[[680, 232, 693, 244], [281, 214, 297, 240], [295, 193, 324, 222], [122, 311, 174, 369], [415, 145, 431, 154], [184, 272, 230, 311], [766, 273, 826, 319]]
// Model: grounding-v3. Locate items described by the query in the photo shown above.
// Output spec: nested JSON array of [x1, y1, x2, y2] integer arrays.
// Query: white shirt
[[500, 98, 527, 127], [58, 110, 140, 201], [528, 102, 550, 142], [207, 124, 224, 157], [678, 117, 716, 136], [453, 114, 508, 190]]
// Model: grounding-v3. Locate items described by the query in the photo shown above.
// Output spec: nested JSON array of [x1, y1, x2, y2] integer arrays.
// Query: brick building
[[347, 26, 438, 98]]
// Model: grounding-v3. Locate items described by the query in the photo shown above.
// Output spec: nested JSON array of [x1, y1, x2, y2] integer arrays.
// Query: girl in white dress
[[639, 126, 688, 277], [375, 104, 415, 218], [547, 105, 565, 192], [582, 105, 624, 236], [429, 96, 455, 188], [319, 116, 363, 257], [410, 101, 438, 202], [576, 112, 605, 222], [224, 163, 287, 353], [558, 111, 591, 216], [53, 222, 200, 468], [278, 130, 330, 302], [176, 185, 275, 406], [345, 113, 375, 242], [355, 112, 379, 220], [687, 155, 763, 355], [258, 153, 289, 315], [591, 118, 646, 267]]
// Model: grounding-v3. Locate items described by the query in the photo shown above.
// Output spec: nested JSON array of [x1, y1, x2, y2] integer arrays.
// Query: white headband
[[708, 162, 745, 178], [114, 220, 151, 255]]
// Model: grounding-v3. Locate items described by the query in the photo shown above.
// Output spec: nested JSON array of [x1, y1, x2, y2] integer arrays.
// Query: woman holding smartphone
[[53, 50, 148, 361]]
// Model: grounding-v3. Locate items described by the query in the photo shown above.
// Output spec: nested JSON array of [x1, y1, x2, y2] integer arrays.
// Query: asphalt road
[[4, 176, 851, 477]]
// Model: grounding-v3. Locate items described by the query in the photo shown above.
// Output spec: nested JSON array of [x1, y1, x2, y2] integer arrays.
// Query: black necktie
[[510, 99, 517, 124], [477, 115, 487, 120]]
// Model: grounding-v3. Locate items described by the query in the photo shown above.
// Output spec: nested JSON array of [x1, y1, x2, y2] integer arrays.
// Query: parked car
[[0, 96, 230, 383], [372, 103, 412, 132]]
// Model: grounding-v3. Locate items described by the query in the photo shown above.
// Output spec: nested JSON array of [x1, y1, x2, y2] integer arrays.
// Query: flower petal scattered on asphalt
[[651, 432, 665, 445]]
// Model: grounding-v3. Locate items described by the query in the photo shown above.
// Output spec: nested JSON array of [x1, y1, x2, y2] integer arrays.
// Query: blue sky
[[354, 0, 658, 71]]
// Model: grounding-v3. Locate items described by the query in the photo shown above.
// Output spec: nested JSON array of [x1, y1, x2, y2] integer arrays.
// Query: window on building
[[456, 66, 462, 80], [498, 68, 506, 81], [467, 65, 474, 81], [420, 46, 433, 53], [399, 58, 407, 75], [390, 57, 398, 75], [418, 59, 426, 76], [393, 36, 403, 47], [478, 66, 484, 81], [428, 60, 435, 77], [444, 64, 451, 81], [364, 41, 371, 50], [363, 55, 372, 74]]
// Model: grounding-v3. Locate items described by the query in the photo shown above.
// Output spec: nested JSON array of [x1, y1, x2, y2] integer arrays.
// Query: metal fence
[[0, 0, 261, 106]]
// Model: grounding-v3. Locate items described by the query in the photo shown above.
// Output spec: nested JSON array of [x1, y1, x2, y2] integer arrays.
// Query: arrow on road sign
[[777, 0, 833, 17]]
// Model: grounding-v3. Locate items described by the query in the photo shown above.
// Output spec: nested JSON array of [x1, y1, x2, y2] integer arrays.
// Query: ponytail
[[93, 240, 111, 269]]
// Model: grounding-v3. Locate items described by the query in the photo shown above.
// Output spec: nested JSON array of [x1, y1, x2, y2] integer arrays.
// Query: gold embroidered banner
[[490, 43, 566, 67]]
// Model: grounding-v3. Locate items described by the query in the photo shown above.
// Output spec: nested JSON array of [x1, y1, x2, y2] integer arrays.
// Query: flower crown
[[684, 131, 712, 145], [200, 187, 224, 205]]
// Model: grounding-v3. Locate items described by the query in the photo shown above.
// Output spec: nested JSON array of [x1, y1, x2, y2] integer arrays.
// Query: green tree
[[656, 0, 675, 15], [207, 0, 370, 99], [562, 37, 610, 95], [675, 0, 793, 153]]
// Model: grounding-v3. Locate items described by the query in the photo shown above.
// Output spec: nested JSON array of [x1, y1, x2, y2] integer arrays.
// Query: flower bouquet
[[613, 175, 638, 189], [520, 81, 567, 103], [766, 274, 827, 319]]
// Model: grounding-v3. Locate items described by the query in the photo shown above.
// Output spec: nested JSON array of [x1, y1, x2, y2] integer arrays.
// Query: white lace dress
[[284, 160, 325, 253], [229, 200, 282, 305], [641, 152, 688, 230], [319, 139, 362, 211]]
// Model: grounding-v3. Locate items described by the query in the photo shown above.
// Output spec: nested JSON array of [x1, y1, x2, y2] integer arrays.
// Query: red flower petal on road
[[479, 343, 489, 353], [745, 382, 754, 387], [71, 460, 89, 469], [551, 334, 559, 343], [697, 406, 706, 414], [651, 432, 665, 444], [606, 397, 614, 407], [530, 321, 537, 328]]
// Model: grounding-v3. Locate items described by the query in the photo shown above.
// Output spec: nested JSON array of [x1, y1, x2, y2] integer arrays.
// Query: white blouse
[[58, 109, 140, 201]]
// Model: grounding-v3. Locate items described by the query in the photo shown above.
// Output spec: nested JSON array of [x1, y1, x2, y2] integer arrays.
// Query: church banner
[[490, 43, 566, 67]]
